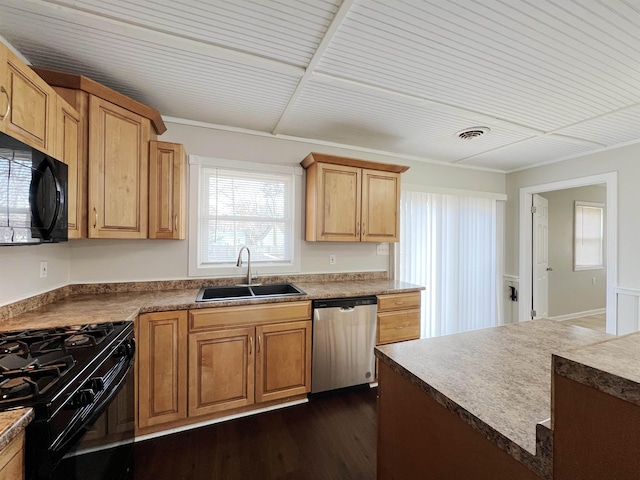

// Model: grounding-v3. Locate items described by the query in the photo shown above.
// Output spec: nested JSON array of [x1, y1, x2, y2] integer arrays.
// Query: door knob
[[546, 267, 553, 271]]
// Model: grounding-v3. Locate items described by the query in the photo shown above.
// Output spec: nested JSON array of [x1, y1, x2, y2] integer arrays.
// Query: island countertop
[[375, 319, 613, 478]]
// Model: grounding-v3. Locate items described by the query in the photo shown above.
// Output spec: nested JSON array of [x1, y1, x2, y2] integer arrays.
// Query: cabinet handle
[[362, 222, 366, 237], [0, 86, 9, 120], [356, 222, 360, 238], [174, 214, 179, 232], [395, 301, 405, 305], [257, 335, 261, 353], [93, 208, 97, 228], [249, 336, 253, 355]]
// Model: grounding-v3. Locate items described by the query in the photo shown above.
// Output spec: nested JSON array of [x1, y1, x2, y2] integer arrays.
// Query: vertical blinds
[[397, 191, 503, 338], [199, 166, 294, 265]]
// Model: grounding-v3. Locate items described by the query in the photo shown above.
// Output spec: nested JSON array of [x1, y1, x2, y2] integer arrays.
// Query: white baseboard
[[547, 308, 606, 322]]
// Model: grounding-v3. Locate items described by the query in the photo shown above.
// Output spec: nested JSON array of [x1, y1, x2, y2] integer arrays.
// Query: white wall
[[540, 186, 606, 317], [1, 122, 506, 303], [0, 243, 70, 305], [69, 122, 505, 284], [506, 142, 640, 291]]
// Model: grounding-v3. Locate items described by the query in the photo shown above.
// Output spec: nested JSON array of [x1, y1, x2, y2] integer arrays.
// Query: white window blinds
[[574, 201, 604, 270], [198, 166, 294, 266], [397, 191, 504, 338]]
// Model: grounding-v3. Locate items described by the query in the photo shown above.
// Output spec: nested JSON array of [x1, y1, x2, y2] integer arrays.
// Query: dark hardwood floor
[[135, 386, 377, 480]]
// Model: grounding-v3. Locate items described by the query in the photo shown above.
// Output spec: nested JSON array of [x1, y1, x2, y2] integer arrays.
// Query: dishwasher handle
[[339, 306, 355, 312]]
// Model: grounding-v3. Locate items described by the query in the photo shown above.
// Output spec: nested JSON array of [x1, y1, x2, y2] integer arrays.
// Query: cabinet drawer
[[377, 292, 421, 312], [189, 301, 312, 331], [377, 309, 420, 345]]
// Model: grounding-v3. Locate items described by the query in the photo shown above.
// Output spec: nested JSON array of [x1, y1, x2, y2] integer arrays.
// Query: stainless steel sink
[[195, 283, 306, 302]]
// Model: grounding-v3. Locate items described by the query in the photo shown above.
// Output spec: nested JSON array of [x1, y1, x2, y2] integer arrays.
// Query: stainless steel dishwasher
[[311, 296, 377, 394]]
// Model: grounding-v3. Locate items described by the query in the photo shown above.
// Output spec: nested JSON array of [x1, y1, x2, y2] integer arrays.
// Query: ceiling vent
[[456, 126, 490, 140]]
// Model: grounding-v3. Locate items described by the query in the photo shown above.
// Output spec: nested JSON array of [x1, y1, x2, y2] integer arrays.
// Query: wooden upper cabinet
[[88, 96, 150, 238], [55, 95, 84, 237], [0, 44, 8, 132], [301, 153, 408, 242], [361, 169, 401, 242], [149, 141, 187, 240], [1, 46, 56, 155], [32, 67, 167, 240], [308, 162, 361, 241]]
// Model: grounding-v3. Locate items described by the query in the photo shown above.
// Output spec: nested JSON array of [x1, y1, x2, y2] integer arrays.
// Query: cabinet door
[[107, 370, 135, 436], [3, 48, 55, 155], [148, 141, 186, 239], [0, 44, 8, 132], [314, 163, 361, 241], [55, 96, 84, 238], [88, 95, 149, 238], [361, 169, 400, 242], [0, 431, 24, 480], [188, 327, 255, 417], [255, 320, 312, 403], [138, 311, 188, 429]]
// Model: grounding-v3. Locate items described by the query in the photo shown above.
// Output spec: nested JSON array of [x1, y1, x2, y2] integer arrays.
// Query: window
[[188, 156, 302, 277], [574, 201, 604, 270]]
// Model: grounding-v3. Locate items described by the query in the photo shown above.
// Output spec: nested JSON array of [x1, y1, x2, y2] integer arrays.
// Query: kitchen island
[[375, 319, 640, 479]]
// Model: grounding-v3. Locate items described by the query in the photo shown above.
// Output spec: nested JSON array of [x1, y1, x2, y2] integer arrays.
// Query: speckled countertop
[[0, 408, 33, 450], [0, 277, 423, 331], [0, 275, 422, 456], [554, 331, 640, 407], [375, 319, 613, 479]]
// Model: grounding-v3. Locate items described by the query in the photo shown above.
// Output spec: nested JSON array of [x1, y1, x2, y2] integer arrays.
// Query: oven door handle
[[49, 356, 133, 459]]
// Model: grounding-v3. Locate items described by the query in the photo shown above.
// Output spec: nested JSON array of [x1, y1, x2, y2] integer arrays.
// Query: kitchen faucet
[[236, 246, 260, 286]]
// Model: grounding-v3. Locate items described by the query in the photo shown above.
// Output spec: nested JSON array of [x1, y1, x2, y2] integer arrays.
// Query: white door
[[532, 194, 549, 319]]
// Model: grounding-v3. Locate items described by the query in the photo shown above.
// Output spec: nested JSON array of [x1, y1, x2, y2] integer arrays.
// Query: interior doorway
[[531, 187, 607, 329], [518, 172, 617, 334]]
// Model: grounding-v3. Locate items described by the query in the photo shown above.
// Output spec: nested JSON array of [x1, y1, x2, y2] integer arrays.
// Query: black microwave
[[0, 131, 68, 245]]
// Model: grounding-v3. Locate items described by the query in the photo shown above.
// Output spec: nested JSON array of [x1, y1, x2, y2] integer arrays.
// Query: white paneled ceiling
[[1, 0, 639, 172]]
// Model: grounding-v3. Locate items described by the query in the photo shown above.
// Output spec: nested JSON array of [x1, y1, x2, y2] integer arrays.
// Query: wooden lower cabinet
[[0, 431, 24, 480], [376, 292, 421, 345], [188, 326, 255, 417], [255, 320, 312, 403], [137, 303, 312, 432], [137, 311, 188, 428], [189, 320, 312, 417]]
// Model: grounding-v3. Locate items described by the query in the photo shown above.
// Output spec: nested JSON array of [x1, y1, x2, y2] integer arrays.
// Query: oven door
[[50, 365, 134, 480]]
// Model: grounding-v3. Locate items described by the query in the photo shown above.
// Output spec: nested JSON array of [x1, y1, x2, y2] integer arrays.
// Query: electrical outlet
[[376, 243, 389, 256], [329, 254, 336, 265], [40, 261, 48, 278]]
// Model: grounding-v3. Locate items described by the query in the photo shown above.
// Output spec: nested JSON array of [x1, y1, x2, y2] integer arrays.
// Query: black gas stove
[[0, 321, 135, 480]]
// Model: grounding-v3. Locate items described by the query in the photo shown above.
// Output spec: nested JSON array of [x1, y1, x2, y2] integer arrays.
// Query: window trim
[[188, 155, 303, 278], [574, 200, 605, 271]]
